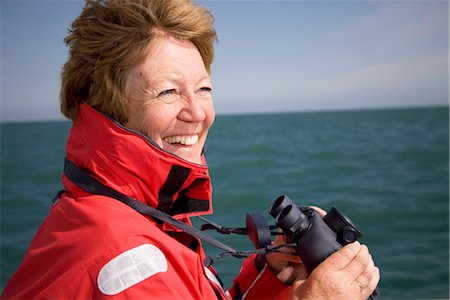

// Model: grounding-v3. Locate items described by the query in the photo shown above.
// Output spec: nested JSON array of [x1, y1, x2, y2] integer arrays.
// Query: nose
[[178, 93, 207, 123]]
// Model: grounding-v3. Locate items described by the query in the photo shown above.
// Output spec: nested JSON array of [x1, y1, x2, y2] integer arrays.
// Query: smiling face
[[125, 35, 215, 164]]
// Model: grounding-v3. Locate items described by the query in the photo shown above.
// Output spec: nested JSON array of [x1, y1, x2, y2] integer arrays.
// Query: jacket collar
[[62, 103, 213, 219]]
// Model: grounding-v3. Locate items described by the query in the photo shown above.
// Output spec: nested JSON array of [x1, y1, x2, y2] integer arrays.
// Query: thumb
[[315, 241, 361, 272]]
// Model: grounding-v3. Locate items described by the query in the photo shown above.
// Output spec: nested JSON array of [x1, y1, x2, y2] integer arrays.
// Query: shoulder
[[51, 192, 172, 252], [5, 193, 211, 299], [48, 194, 201, 297]]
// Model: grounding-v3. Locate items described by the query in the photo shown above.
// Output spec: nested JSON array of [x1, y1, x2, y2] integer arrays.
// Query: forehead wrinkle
[[149, 69, 183, 86], [137, 54, 210, 90]]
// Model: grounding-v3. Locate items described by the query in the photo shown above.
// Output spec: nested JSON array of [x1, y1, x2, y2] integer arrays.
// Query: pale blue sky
[[1, 0, 449, 122]]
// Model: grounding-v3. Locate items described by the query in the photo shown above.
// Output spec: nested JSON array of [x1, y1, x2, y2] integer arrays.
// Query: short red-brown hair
[[61, 0, 217, 123]]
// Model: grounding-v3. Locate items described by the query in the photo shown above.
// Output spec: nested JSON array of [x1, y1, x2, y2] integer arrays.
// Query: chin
[[172, 151, 200, 164], [184, 156, 202, 164]]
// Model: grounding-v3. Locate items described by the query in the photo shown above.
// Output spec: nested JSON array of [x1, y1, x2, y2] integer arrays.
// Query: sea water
[[1, 107, 448, 299]]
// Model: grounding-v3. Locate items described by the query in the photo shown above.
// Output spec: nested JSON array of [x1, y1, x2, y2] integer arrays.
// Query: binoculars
[[268, 195, 362, 272], [246, 195, 362, 272], [246, 195, 378, 299]]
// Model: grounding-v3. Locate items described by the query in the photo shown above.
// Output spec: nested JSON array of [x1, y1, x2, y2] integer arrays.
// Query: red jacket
[[2, 104, 290, 299]]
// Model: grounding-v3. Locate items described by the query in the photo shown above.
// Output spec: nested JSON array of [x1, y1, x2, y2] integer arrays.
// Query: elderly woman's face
[[126, 36, 215, 164]]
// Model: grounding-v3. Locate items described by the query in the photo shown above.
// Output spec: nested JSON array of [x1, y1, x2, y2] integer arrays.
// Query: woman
[[2, 0, 379, 299]]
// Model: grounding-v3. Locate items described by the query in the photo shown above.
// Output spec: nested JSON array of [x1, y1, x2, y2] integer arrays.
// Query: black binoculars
[[269, 195, 362, 272], [246, 195, 378, 299], [246, 195, 363, 272]]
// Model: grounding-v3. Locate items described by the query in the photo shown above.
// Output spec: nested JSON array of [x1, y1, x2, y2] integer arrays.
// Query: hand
[[291, 241, 380, 300], [265, 233, 307, 285]]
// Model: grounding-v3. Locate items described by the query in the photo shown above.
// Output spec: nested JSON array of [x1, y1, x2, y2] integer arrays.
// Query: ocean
[[1, 107, 449, 299]]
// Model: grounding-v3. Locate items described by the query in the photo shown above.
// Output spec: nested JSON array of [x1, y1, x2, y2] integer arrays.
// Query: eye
[[158, 89, 177, 97], [199, 87, 212, 93]]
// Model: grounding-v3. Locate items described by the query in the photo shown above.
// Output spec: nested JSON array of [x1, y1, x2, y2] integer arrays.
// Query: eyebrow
[[148, 72, 211, 87], [196, 75, 212, 84]]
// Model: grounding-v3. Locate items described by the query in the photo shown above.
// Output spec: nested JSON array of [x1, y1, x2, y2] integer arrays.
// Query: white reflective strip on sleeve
[[98, 244, 168, 296], [205, 267, 228, 298], [204, 267, 221, 288]]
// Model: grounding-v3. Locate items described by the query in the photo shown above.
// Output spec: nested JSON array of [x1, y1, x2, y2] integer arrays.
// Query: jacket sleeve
[[228, 254, 291, 299]]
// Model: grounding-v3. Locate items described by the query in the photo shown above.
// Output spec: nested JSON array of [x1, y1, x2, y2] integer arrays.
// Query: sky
[[1, 0, 449, 122]]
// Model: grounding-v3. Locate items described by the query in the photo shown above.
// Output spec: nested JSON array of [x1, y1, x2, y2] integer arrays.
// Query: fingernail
[[349, 241, 361, 253]]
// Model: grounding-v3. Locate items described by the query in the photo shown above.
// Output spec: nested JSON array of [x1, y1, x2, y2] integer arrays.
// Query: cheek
[[141, 106, 167, 139], [141, 102, 181, 141], [205, 101, 216, 129], [127, 101, 166, 139], [125, 101, 145, 132], [132, 104, 154, 134]]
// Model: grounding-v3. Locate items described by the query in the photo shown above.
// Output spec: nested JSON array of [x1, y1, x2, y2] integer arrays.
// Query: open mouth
[[163, 135, 198, 146]]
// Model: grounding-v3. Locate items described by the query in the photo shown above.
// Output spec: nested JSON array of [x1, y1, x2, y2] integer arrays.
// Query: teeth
[[164, 135, 198, 146]]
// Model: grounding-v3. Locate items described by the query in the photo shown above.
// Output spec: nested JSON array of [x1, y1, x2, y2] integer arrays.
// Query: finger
[[317, 241, 361, 272], [366, 267, 380, 296], [345, 244, 371, 280], [357, 260, 380, 298], [309, 206, 327, 217], [359, 267, 380, 300], [268, 252, 302, 263], [266, 243, 302, 263], [354, 262, 374, 291]]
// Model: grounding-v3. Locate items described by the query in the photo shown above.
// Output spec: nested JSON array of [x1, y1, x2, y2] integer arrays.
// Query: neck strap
[[63, 157, 253, 258]]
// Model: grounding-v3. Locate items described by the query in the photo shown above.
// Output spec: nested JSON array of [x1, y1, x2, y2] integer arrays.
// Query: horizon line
[[1, 104, 448, 125]]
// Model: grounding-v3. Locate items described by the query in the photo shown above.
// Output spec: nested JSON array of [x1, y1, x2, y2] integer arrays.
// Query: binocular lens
[[276, 204, 300, 230], [276, 204, 311, 236], [269, 195, 294, 218]]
